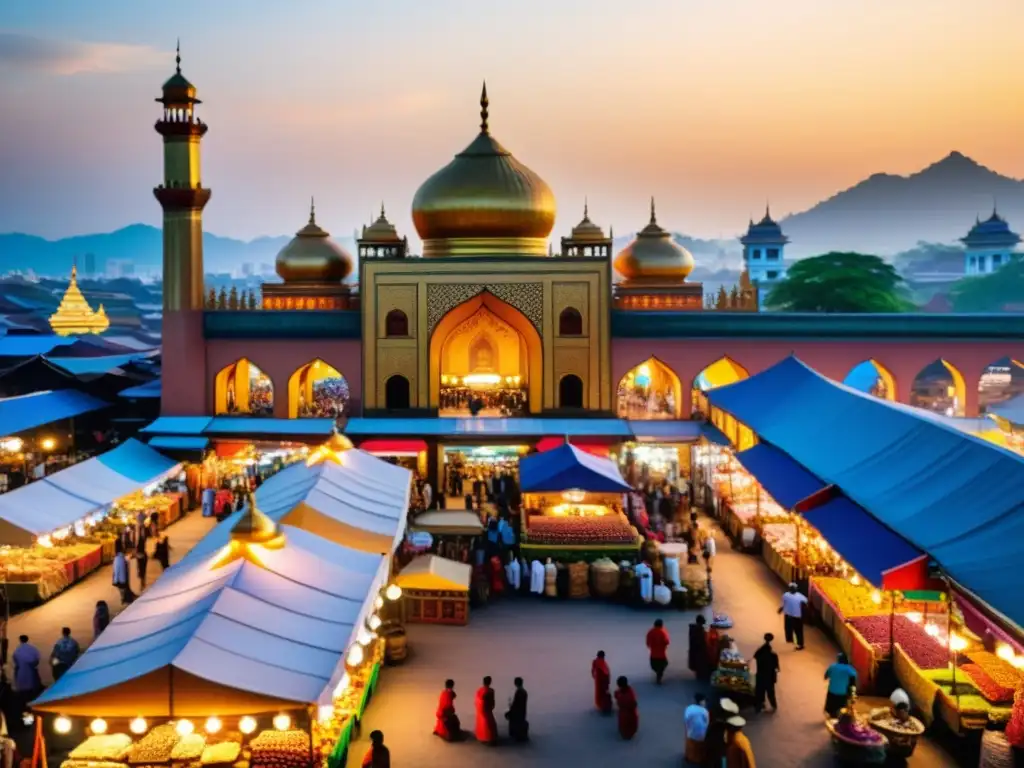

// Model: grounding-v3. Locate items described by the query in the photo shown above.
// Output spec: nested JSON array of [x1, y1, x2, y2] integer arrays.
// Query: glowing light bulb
[[347, 644, 365, 667], [175, 719, 195, 737], [90, 718, 108, 735], [374, 596, 384, 610], [871, 590, 882, 605], [849, 574, 861, 586], [205, 717, 222, 734], [54, 716, 72, 735], [997, 644, 1016, 662], [130, 717, 148, 735], [318, 705, 334, 723], [368, 614, 382, 631], [385, 584, 402, 601], [924, 623, 940, 638], [239, 716, 257, 735], [949, 634, 968, 652], [904, 612, 922, 624], [1012, 656, 1024, 670], [273, 714, 291, 731]]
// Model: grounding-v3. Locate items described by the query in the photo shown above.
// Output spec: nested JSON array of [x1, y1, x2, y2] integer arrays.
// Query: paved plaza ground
[[347, 530, 963, 768], [8, 510, 217, 686]]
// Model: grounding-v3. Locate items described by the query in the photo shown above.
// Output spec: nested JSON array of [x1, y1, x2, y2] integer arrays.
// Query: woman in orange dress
[[592, 651, 613, 713], [614, 675, 639, 740], [474, 676, 499, 745], [433, 679, 461, 741]]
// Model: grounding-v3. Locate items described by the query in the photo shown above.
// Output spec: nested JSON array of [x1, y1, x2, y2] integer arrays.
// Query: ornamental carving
[[427, 283, 543, 335]]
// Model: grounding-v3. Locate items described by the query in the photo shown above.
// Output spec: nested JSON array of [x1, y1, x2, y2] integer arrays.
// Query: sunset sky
[[1, 0, 1022, 244]]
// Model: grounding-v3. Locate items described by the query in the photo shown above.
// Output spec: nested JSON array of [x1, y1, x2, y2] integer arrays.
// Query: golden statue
[[49, 266, 110, 336]]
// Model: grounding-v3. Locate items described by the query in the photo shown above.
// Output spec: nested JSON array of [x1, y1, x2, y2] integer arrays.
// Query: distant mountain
[[0, 224, 357, 278], [781, 151, 1024, 257]]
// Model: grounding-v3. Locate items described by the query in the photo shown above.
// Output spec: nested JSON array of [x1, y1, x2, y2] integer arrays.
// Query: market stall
[[408, 510, 483, 563], [395, 554, 472, 626], [0, 439, 181, 603], [32, 503, 397, 768], [518, 444, 640, 562]]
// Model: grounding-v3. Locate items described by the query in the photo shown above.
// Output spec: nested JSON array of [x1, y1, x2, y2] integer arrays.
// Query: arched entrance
[[430, 291, 542, 416], [288, 359, 349, 418], [979, 356, 1024, 414], [385, 375, 411, 410], [559, 374, 584, 408], [691, 357, 749, 417], [616, 357, 682, 419], [214, 359, 273, 416], [842, 359, 896, 401], [910, 359, 965, 416]]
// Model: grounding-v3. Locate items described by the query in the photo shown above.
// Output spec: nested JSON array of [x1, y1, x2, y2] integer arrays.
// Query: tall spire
[[649, 197, 657, 225], [309, 196, 316, 225], [583, 197, 589, 220], [380, 201, 386, 219], [175, 38, 181, 74], [480, 81, 489, 135]]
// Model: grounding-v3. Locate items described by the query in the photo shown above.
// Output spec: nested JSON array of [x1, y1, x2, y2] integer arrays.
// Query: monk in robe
[[433, 679, 462, 741], [361, 730, 390, 768], [725, 716, 756, 768], [505, 676, 529, 742], [688, 615, 713, 682], [614, 675, 639, 740], [591, 650, 613, 713], [475, 675, 499, 745]]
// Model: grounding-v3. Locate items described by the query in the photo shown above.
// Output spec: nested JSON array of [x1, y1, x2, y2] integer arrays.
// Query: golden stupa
[[49, 266, 110, 336], [411, 83, 556, 257], [614, 198, 695, 282], [275, 199, 353, 283]]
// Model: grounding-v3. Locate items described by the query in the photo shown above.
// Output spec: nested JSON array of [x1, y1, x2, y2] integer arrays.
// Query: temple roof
[[49, 267, 110, 337]]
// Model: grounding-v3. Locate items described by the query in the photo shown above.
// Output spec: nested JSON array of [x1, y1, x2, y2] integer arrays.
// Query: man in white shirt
[[777, 582, 808, 650], [683, 692, 710, 764]]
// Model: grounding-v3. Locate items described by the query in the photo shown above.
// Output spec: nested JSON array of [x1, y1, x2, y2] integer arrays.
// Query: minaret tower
[[153, 41, 210, 312], [154, 43, 211, 415]]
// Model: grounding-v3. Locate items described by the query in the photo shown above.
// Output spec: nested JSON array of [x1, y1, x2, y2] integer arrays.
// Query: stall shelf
[[397, 555, 472, 626]]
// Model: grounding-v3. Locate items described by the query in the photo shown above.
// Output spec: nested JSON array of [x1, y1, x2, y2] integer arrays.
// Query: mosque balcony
[[153, 185, 211, 211], [154, 117, 209, 138]]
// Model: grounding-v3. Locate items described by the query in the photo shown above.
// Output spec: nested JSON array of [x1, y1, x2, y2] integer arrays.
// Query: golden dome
[[361, 203, 403, 242], [569, 200, 607, 242], [411, 83, 556, 257], [614, 198, 694, 281], [275, 199, 353, 283]]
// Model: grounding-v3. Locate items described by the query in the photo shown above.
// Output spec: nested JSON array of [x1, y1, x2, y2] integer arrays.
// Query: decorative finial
[[480, 81, 489, 134], [583, 197, 589, 220], [309, 196, 316, 224], [765, 201, 771, 220], [649, 197, 657, 225], [175, 39, 181, 74], [380, 201, 386, 219], [609, 225, 614, 240]]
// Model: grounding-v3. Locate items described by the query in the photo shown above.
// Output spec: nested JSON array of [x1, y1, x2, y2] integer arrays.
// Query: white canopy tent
[[32, 525, 388, 716]]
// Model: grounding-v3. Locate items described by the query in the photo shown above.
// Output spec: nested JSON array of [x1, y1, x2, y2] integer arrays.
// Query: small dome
[[361, 204, 403, 242], [158, 43, 199, 104], [569, 201, 607, 242], [613, 199, 694, 281], [411, 83, 556, 257], [275, 200, 353, 283]]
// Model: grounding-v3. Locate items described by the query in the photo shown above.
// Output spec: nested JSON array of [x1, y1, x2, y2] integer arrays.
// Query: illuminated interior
[[979, 356, 1024, 414], [843, 359, 896, 401], [288, 359, 349, 418], [910, 358, 966, 417], [214, 359, 274, 416], [616, 357, 682, 420], [431, 292, 541, 416]]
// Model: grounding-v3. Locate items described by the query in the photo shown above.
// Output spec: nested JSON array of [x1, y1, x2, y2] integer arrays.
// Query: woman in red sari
[[591, 650, 613, 713], [433, 679, 462, 741], [614, 675, 639, 740], [475, 675, 499, 745]]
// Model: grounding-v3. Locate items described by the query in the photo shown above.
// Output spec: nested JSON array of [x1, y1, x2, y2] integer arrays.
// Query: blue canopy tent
[[802, 497, 925, 590], [519, 443, 631, 493], [988, 394, 1024, 428], [733, 443, 827, 509], [0, 389, 108, 436], [118, 379, 162, 399], [707, 356, 1024, 629]]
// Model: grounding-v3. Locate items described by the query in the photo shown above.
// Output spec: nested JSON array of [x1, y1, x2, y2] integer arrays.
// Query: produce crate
[[761, 541, 807, 586]]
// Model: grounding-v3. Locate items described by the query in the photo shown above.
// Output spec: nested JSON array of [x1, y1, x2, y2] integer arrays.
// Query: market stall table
[[396, 555, 472, 626]]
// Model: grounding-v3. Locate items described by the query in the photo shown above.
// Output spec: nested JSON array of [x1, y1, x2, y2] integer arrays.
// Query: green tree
[[949, 257, 1024, 312], [764, 252, 912, 312]]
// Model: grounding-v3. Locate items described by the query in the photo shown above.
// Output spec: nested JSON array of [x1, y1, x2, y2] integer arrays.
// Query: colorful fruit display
[[848, 615, 951, 669], [961, 663, 1014, 704], [525, 513, 637, 545], [816, 578, 895, 618], [967, 651, 1022, 690], [128, 724, 179, 764], [250, 729, 310, 768]]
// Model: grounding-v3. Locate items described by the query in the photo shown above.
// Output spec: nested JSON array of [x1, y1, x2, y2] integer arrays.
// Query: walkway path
[[347, 520, 962, 768], [7, 510, 218, 685]]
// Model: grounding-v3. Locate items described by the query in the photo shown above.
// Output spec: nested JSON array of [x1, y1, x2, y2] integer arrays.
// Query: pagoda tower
[[154, 43, 211, 415], [49, 265, 110, 336]]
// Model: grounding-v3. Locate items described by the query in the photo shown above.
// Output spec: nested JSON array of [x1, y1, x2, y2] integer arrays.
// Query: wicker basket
[[591, 566, 620, 598], [569, 562, 589, 599]]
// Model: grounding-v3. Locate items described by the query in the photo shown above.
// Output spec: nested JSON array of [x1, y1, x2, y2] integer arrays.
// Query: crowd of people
[[439, 386, 527, 416], [297, 377, 349, 419], [110, 507, 172, 605], [616, 384, 677, 420]]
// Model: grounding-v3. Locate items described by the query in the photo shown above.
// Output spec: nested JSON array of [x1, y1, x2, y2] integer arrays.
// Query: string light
[[175, 720, 195, 737], [347, 644, 365, 667], [385, 584, 402, 601], [273, 714, 291, 731], [239, 716, 257, 735], [89, 718, 108, 735], [205, 717, 222, 734], [130, 717, 148, 735], [54, 716, 72, 734]]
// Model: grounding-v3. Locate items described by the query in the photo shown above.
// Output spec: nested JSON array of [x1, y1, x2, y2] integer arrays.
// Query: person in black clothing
[[753, 632, 780, 712], [155, 536, 171, 570], [505, 677, 529, 742], [135, 546, 149, 590]]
